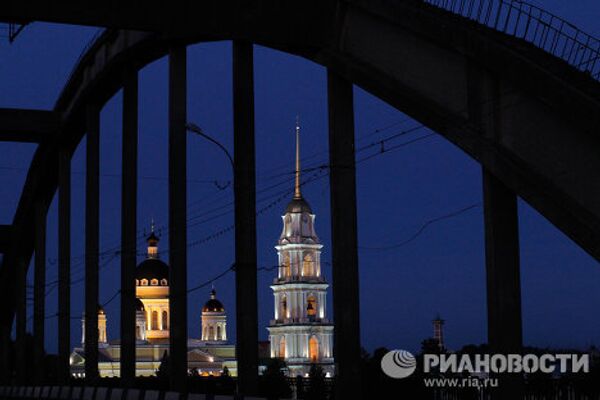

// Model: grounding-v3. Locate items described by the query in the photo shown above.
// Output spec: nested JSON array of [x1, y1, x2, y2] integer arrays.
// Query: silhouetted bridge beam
[[0, 108, 59, 142], [0, 225, 13, 253], [0, 0, 332, 48], [3, 4, 600, 265]]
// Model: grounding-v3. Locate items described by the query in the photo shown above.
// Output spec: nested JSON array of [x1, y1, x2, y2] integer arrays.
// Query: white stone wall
[[201, 312, 227, 342]]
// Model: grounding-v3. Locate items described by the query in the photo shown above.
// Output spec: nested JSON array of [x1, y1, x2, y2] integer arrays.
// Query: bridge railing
[[423, 0, 600, 80], [0, 385, 264, 400]]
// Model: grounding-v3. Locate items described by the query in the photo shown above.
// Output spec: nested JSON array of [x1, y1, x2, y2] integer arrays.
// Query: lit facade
[[267, 123, 334, 377], [72, 230, 236, 377], [201, 289, 228, 342]]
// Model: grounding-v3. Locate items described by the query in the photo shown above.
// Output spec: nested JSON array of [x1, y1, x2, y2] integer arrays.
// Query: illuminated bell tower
[[136, 225, 170, 343], [267, 121, 334, 377], [201, 287, 227, 342], [81, 305, 108, 346]]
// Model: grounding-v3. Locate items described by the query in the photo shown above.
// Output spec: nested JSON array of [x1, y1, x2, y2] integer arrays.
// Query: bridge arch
[[6, 0, 600, 273], [1, 0, 600, 397]]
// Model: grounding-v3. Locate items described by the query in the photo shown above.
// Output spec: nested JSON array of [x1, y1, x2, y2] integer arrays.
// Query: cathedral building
[[70, 230, 236, 377], [267, 123, 335, 377], [71, 123, 334, 379]]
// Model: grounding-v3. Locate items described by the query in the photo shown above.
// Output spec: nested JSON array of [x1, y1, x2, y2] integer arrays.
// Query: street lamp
[[185, 122, 234, 170]]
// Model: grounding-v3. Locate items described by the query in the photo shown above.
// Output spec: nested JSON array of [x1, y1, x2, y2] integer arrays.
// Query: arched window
[[151, 311, 158, 330], [136, 326, 141, 340], [280, 296, 288, 319], [307, 295, 317, 317], [162, 310, 168, 330], [279, 336, 286, 358], [135, 279, 139, 286], [160, 279, 168, 286], [209, 326, 215, 340], [217, 326, 222, 340], [309, 336, 319, 361], [302, 253, 313, 276], [141, 279, 148, 286], [151, 279, 158, 286]]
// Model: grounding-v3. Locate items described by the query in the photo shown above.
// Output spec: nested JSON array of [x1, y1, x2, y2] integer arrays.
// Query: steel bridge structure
[[1, 0, 600, 398]]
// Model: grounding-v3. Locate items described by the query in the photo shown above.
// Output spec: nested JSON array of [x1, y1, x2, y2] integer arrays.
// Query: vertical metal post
[[327, 70, 362, 399], [233, 40, 258, 396], [33, 200, 47, 383], [168, 45, 188, 391], [85, 104, 100, 382], [15, 258, 27, 383], [483, 170, 523, 399], [468, 64, 523, 398], [121, 68, 138, 386], [58, 146, 71, 384], [0, 322, 9, 384]]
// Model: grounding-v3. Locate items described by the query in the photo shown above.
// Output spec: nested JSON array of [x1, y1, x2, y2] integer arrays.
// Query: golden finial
[[294, 116, 302, 199]]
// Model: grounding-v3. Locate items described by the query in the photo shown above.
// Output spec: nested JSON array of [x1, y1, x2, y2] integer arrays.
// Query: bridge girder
[[0, 108, 59, 142]]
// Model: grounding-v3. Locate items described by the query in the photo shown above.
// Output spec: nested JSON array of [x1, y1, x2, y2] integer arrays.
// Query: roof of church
[[203, 288, 225, 312], [136, 258, 169, 282], [146, 231, 159, 246], [136, 225, 169, 283], [285, 196, 313, 214]]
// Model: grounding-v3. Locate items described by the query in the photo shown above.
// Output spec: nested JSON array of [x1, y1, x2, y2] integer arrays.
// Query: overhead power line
[[359, 203, 482, 251]]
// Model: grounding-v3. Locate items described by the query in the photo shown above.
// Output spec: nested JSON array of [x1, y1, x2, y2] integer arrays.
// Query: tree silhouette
[[156, 351, 169, 380], [260, 358, 292, 400], [306, 364, 327, 400]]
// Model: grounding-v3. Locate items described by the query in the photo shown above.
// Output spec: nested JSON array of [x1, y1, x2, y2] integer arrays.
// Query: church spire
[[146, 219, 160, 259], [294, 116, 302, 199]]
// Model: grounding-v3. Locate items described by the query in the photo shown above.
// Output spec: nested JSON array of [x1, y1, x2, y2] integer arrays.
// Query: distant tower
[[136, 225, 170, 343], [267, 120, 334, 377], [201, 287, 227, 342], [98, 306, 107, 344], [433, 315, 445, 350], [81, 305, 108, 345]]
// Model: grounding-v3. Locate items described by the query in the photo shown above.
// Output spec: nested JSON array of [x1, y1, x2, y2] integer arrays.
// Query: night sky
[[1, 0, 600, 356]]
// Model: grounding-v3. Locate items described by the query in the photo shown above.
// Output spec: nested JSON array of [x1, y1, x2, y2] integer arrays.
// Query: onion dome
[[136, 226, 169, 285], [135, 298, 145, 312], [135, 258, 169, 282], [202, 288, 225, 312], [285, 197, 312, 214]]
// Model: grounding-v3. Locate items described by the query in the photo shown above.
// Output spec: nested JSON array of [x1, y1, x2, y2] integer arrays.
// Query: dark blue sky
[[1, 0, 600, 355]]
